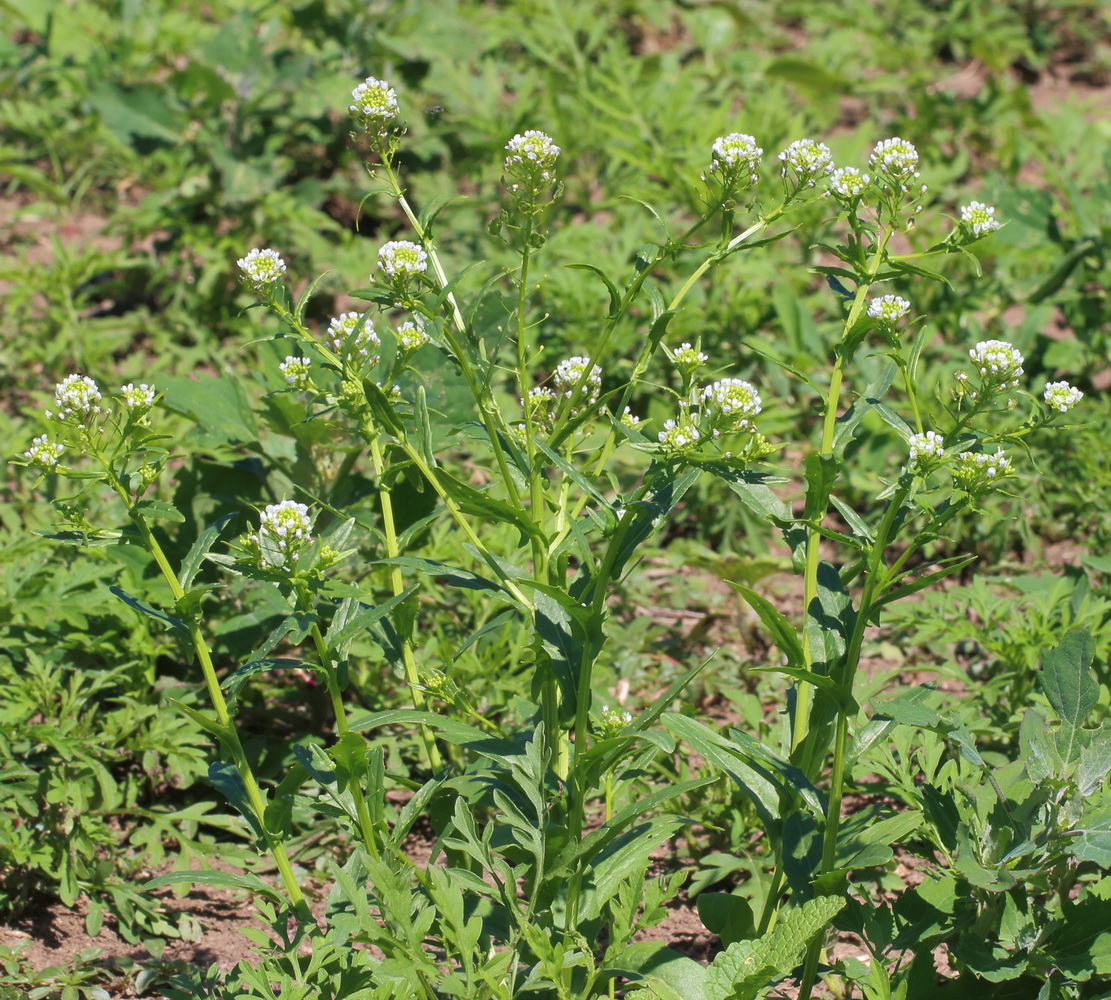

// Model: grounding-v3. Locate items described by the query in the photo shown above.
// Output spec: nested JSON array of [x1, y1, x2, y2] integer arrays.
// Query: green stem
[[306, 618, 382, 860], [367, 433, 444, 772], [106, 471, 312, 924]]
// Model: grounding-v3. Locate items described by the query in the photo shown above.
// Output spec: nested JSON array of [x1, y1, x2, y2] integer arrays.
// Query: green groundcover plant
[[14, 71, 1110, 1000]]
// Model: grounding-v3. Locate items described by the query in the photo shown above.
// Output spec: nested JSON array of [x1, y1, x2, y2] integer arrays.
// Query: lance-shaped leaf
[[1040, 630, 1098, 770]]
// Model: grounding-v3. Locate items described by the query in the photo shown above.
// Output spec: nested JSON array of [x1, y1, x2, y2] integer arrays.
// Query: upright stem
[[366, 432, 443, 772], [109, 476, 311, 923]]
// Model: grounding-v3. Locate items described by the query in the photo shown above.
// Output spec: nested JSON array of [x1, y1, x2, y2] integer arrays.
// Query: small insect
[[423, 105, 445, 116]]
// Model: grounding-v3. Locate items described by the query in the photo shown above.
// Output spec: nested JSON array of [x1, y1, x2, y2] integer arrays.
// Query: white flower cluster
[[255, 500, 314, 572], [24, 434, 64, 469], [658, 418, 701, 451], [1043, 380, 1083, 413], [673, 342, 708, 373], [504, 131, 561, 188], [48, 374, 102, 425], [867, 295, 911, 324], [377, 240, 428, 281], [554, 356, 602, 407], [349, 76, 399, 135], [829, 166, 870, 202], [279, 356, 314, 390], [779, 138, 834, 187], [953, 449, 1012, 494], [396, 321, 428, 354], [598, 704, 635, 738], [907, 430, 945, 471], [120, 383, 155, 412], [868, 137, 921, 187], [960, 201, 1000, 238], [327, 312, 380, 363], [237, 248, 286, 291], [620, 406, 644, 430], [709, 133, 763, 188], [968, 339, 1024, 394], [701, 378, 762, 431]]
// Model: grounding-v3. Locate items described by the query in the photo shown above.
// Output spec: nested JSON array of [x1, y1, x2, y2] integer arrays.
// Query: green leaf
[[207, 761, 264, 842], [566, 262, 621, 318], [160, 373, 257, 446], [324, 586, 418, 659], [1079, 721, 1111, 796], [433, 468, 543, 540], [345, 708, 488, 745], [1072, 810, 1111, 867], [705, 895, 845, 1000], [727, 582, 804, 672], [1040, 630, 1098, 768], [606, 942, 707, 1000], [131, 498, 185, 522], [109, 585, 188, 636], [143, 869, 284, 904], [763, 57, 848, 94], [697, 894, 756, 948], [179, 512, 237, 589]]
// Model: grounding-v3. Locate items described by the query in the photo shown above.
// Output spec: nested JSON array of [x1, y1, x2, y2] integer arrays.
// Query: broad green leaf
[[324, 585, 418, 659], [605, 942, 707, 1000], [131, 498, 185, 522], [705, 895, 845, 1000], [433, 468, 543, 540], [1072, 810, 1111, 867], [727, 582, 804, 672], [346, 708, 488, 745], [1019, 709, 1061, 783], [1079, 721, 1111, 796], [207, 761, 263, 842], [1040, 630, 1098, 768], [802, 452, 839, 521], [160, 373, 258, 446], [697, 894, 756, 948]]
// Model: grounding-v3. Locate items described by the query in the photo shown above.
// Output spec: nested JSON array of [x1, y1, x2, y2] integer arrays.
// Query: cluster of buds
[[279, 356, 315, 392], [327, 312, 381, 368], [395, 320, 429, 357], [700, 378, 762, 434], [779, 138, 834, 190], [1043, 380, 1083, 414], [348, 76, 400, 138], [237, 248, 287, 292], [658, 418, 701, 452], [966, 339, 1025, 399], [671, 342, 708, 377], [827, 166, 871, 207], [253, 500, 315, 572], [953, 448, 1013, 496], [24, 434, 64, 469], [553, 356, 602, 415], [597, 704, 635, 739], [907, 430, 946, 474], [377, 240, 428, 290], [504, 130, 561, 194], [707, 132, 763, 200]]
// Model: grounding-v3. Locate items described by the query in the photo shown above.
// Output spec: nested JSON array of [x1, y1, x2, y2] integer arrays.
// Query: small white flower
[[327, 312, 380, 364], [554, 356, 602, 407], [829, 166, 871, 201], [968, 340, 1024, 392], [701, 378, 762, 432], [673, 342, 708, 372], [658, 418, 701, 451], [867, 295, 911, 324], [396, 321, 428, 354], [237, 248, 287, 291], [254, 500, 314, 572], [50, 374, 103, 425], [778, 139, 834, 187], [907, 430, 945, 472], [504, 131, 561, 189], [24, 434, 63, 468], [1043, 380, 1083, 413], [620, 406, 644, 430], [869, 137, 920, 184], [349, 76, 399, 135], [120, 383, 155, 412], [279, 356, 314, 391], [709, 133, 763, 187], [960, 201, 1000, 238], [377, 240, 428, 281]]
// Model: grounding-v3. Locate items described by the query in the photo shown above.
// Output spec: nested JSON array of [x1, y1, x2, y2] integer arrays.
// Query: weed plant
[[12, 57, 1111, 1000]]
